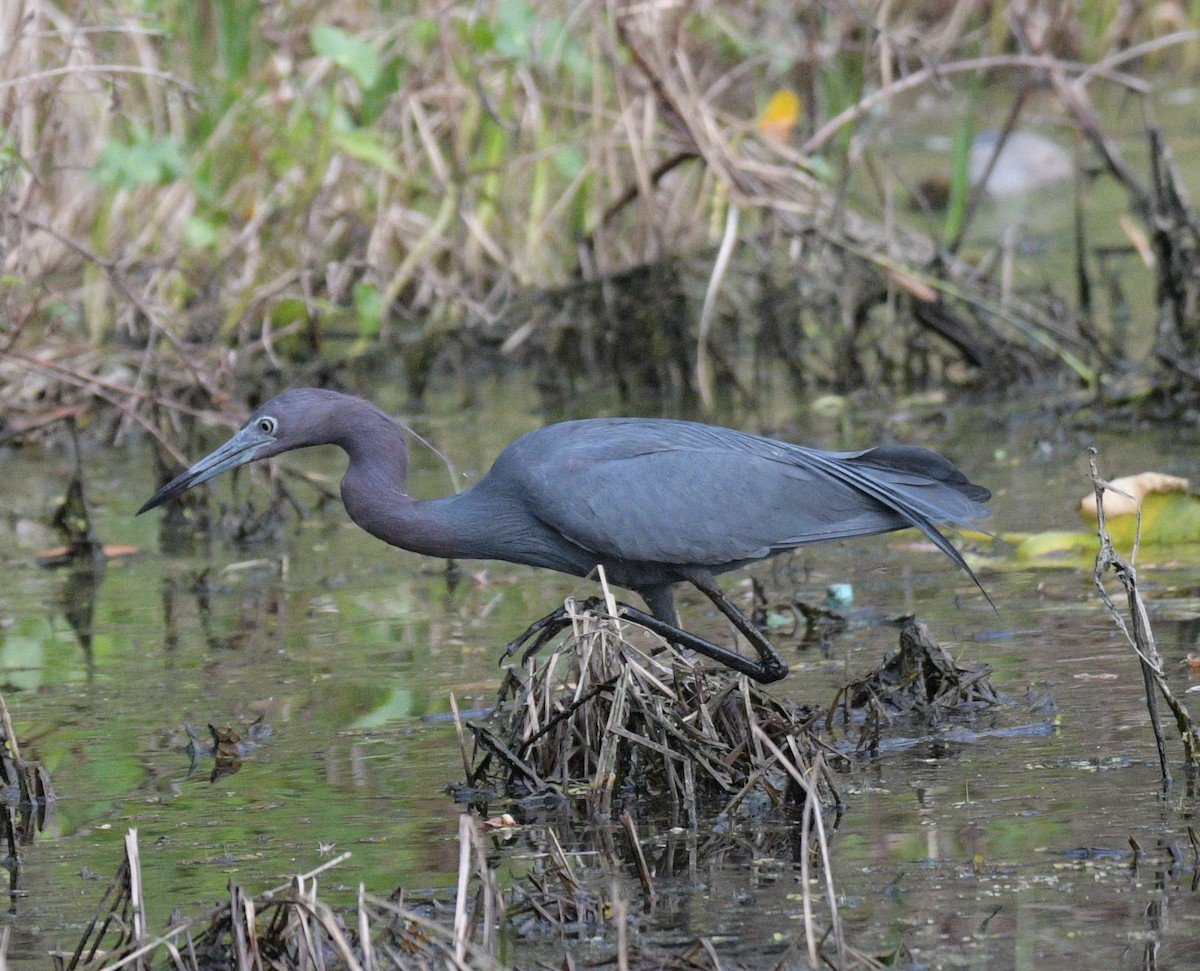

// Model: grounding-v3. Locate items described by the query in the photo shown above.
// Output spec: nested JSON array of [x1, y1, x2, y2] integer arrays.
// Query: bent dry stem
[[1089, 447, 1199, 787]]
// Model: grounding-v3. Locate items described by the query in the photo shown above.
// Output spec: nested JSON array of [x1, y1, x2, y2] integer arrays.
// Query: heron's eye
[[256, 416, 277, 435]]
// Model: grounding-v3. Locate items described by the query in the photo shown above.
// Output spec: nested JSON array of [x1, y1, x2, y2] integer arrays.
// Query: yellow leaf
[[758, 89, 801, 143], [1078, 472, 1190, 520]]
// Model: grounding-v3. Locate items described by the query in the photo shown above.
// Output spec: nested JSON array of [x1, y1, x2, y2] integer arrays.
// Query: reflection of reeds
[[0, 693, 55, 903], [68, 794, 858, 971], [66, 814, 858, 971], [63, 827, 504, 971], [63, 832, 364, 971]]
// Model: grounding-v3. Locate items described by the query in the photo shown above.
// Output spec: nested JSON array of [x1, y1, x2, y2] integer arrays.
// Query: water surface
[[1, 388, 1198, 968]]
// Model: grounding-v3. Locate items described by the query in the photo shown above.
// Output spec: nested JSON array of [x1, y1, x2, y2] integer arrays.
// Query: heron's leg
[[682, 573, 790, 683], [601, 602, 788, 683], [501, 593, 789, 685]]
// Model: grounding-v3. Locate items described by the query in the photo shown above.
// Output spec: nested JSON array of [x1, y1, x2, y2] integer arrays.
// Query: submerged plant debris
[[836, 618, 1005, 722], [0, 694, 56, 907]]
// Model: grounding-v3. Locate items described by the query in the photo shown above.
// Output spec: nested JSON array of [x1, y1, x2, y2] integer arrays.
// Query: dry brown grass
[[463, 599, 841, 827], [4, 1, 1200, 436]]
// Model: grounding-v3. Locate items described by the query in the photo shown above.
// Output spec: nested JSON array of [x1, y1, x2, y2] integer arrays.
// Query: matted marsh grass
[[462, 594, 843, 830]]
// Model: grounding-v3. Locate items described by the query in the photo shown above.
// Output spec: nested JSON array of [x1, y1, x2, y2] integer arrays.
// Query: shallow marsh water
[[2, 386, 1199, 969]]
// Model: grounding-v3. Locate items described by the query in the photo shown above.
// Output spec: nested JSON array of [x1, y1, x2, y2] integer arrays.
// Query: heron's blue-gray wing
[[502, 420, 988, 570]]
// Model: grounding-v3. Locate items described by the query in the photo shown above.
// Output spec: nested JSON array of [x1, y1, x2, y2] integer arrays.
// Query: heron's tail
[[817, 444, 994, 608]]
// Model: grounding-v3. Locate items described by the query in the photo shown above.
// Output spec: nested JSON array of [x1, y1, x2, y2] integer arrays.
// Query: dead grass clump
[[12, 3, 1200, 435], [58, 825, 504, 971], [462, 601, 841, 829], [832, 618, 1004, 723]]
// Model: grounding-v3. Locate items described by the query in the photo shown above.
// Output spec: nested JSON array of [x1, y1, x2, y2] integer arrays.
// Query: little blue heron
[[138, 389, 991, 683]]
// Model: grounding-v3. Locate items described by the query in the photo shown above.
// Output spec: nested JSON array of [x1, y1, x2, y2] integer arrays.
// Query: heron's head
[[136, 389, 350, 515]]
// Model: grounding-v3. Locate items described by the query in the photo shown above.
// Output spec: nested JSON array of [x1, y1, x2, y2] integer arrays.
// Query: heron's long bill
[[136, 424, 270, 515]]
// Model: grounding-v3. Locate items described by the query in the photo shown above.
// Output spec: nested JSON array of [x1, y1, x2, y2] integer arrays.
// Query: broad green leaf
[[184, 216, 221, 250], [353, 282, 385, 340], [332, 129, 402, 177], [311, 24, 381, 90]]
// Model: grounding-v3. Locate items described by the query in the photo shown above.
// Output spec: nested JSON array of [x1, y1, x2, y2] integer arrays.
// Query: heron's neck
[[338, 425, 492, 560]]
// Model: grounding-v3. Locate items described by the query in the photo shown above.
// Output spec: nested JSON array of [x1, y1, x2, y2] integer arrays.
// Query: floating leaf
[[1087, 487, 1200, 549], [1079, 472, 1189, 520], [1008, 471, 1200, 566], [1009, 530, 1096, 563]]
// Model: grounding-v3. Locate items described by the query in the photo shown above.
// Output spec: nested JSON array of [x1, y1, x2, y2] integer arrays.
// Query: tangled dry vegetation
[[5, 1, 1200, 449], [465, 601, 841, 827]]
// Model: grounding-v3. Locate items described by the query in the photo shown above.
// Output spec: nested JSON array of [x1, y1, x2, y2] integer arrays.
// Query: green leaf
[[361, 57, 403, 125], [311, 24, 381, 90], [184, 216, 222, 250], [353, 282, 385, 340], [410, 18, 439, 49], [495, 0, 536, 60], [553, 145, 586, 180], [332, 129, 402, 177], [93, 131, 185, 188]]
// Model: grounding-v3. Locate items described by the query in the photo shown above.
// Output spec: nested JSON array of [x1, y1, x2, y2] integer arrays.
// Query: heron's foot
[[499, 604, 577, 666], [500, 597, 634, 667]]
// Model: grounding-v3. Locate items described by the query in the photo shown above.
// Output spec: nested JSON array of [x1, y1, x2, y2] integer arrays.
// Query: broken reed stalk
[[619, 811, 657, 908], [124, 830, 147, 971], [752, 726, 845, 970], [0, 695, 21, 765], [452, 813, 503, 961], [1088, 447, 1200, 789]]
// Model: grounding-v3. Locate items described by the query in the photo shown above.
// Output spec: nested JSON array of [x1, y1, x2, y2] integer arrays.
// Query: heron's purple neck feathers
[[331, 399, 502, 561]]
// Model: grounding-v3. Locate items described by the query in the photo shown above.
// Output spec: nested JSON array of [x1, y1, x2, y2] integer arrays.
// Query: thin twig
[[1089, 447, 1199, 787]]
